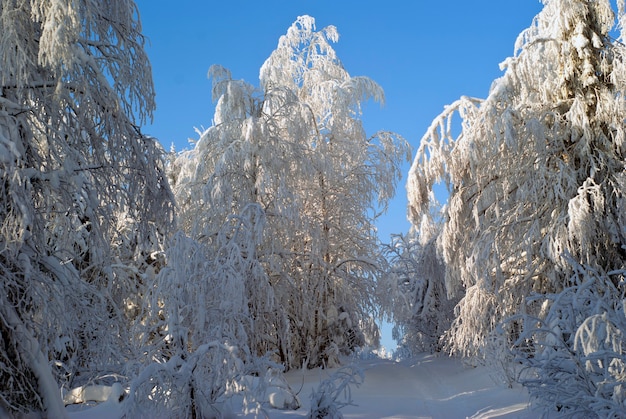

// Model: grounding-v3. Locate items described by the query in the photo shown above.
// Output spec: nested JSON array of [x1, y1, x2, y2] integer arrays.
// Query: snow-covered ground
[[66, 353, 536, 418], [272, 354, 534, 419]]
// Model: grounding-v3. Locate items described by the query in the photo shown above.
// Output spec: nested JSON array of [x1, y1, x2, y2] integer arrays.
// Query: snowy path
[[273, 354, 534, 419]]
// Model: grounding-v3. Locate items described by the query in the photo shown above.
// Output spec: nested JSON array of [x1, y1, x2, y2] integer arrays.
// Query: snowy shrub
[[308, 365, 364, 419], [353, 346, 387, 361], [124, 342, 247, 418], [236, 368, 301, 411], [510, 263, 626, 417]]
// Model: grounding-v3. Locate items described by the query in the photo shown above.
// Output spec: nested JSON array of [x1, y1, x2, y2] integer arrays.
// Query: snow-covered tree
[[0, 1, 173, 416], [407, 0, 626, 362], [168, 65, 294, 369], [170, 15, 410, 369], [382, 217, 456, 354]]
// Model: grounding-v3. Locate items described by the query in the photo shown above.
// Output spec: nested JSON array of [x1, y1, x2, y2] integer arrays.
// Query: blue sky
[[134, 1, 544, 349]]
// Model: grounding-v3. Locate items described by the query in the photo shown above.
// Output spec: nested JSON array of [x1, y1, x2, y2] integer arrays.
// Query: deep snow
[[66, 353, 536, 418]]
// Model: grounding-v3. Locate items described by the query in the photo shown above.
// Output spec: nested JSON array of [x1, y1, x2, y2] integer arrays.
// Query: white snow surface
[[273, 354, 533, 419], [67, 353, 536, 418]]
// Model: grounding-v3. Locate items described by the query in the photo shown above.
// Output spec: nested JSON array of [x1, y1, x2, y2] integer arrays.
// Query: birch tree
[[171, 15, 410, 369], [407, 0, 626, 364], [0, 1, 173, 416]]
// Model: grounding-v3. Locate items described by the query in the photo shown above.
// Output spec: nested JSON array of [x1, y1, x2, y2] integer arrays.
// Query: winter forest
[[3, 0, 626, 417]]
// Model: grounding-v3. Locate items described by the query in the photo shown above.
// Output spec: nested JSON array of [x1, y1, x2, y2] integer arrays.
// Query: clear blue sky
[[134, 1, 544, 351]]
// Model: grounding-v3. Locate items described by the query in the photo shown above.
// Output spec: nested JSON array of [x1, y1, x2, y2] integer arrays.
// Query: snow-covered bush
[[308, 365, 364, 419], [124, 342, 248, 418], [236, 369, 301, 411], [126, 205, 272, 416], [510, 262, 626, 416]]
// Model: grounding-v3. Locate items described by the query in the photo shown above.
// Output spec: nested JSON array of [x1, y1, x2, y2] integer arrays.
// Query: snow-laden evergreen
[[407, 0, 626, 413], [0, 1, 174, 417], [169, 15, 410, 370]]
